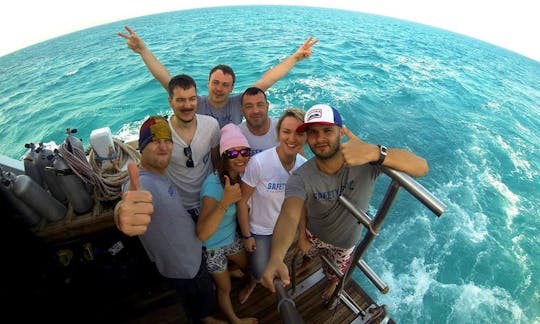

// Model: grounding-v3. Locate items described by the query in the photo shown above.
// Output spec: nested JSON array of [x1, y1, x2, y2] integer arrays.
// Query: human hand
[[341, 125, 378, 166], [261, 257, 290, 293], [115, 162, 153, 236], [243, 237, 256, 252], [117, 26, 147, 54], [294, 36, 318, 61], [221, 175, 242, 206]]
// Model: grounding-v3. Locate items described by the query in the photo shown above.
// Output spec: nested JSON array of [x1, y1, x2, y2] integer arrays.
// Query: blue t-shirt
[[123, 170, 203, 279], [200, 172, 237, 249], [197, 94, 243, 128]]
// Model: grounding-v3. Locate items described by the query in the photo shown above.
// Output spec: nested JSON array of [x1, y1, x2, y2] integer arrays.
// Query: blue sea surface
[[0, 5, 539, 323]]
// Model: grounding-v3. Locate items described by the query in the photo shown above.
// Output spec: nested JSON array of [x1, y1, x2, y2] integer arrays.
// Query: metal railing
[[325, 166, 446, 319], [282, 166, 446, 322]]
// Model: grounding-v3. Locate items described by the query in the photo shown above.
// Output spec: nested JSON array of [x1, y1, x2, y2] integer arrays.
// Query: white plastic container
[[90, 127, 117, 170]]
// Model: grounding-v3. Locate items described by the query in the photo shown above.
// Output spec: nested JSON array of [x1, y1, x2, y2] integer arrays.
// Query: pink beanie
[[220, 123, 250, 155]]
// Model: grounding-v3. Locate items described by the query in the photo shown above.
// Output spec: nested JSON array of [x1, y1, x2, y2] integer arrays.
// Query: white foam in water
[[448, 283, 525, 323], [495, 134, 534, 180], [377, 257, 439, 321], [481, 169, 520, 230]]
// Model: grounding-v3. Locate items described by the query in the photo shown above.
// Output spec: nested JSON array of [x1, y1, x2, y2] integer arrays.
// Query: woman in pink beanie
[[196, 123, 258, 323]]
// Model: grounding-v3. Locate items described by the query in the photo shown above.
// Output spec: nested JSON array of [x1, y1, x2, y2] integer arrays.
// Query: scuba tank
[[65, 128, 94, 196], [53, 150, 94, 214], [40, 149, 68, 204], [23, 142, 46, 189], [11, 173, 66, 222], [65, 128, 85, 153], [0, 169, 42, 227]]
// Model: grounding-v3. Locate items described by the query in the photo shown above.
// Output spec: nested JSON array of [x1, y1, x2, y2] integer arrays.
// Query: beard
[[312, 141, 340, 160]]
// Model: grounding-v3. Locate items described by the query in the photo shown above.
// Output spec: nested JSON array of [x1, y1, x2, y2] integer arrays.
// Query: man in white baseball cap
[[262, 103, 429, 301]]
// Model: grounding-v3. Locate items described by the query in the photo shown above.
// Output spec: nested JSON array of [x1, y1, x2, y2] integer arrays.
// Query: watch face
[[380, 145, 388, 156]]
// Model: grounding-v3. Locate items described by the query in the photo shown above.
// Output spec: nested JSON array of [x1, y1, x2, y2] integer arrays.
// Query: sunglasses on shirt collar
[[184, 146, 194, 168]]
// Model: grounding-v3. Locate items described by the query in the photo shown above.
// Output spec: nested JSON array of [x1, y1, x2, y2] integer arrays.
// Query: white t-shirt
[[167, 114, 220, 210], [239, 118, 278, 156], [241, 146, 307, 235]]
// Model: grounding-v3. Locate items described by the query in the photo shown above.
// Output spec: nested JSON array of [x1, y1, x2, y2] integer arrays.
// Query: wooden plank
[[32, 199, 117, 243], [120, 244, 391, 323]]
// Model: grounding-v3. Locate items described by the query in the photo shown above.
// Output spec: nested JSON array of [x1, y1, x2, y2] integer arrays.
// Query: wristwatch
[[373, 144, 387, 166]]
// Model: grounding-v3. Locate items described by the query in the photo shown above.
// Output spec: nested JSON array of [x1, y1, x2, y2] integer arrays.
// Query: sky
[[0, 0, 539, 62]]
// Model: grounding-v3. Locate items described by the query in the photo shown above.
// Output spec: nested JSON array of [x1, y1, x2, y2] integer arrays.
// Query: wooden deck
[[120, 246, 391, 324], [8, 199, 391, 324]]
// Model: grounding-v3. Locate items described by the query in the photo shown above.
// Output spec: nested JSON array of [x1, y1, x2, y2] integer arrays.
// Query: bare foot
[[233, 317, 259, 324], [230, 268, 245, 279], [321, 280, 338, 301], [201, 316, 228, 324], [239, 280, 257, 304]]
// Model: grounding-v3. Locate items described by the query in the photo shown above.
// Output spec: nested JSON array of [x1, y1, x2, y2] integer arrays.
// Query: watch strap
[[372, 144, 387, 166]]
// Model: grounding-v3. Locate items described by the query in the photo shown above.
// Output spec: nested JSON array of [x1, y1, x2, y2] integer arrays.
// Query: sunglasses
[[184, 146, 194, 168], [225, 148, 251, 159]]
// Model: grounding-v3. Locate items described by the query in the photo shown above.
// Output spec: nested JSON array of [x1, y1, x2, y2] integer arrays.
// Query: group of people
[[114, 26, 428, 323]]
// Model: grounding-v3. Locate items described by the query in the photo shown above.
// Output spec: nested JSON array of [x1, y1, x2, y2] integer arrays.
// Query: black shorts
[[170, 259, 216, 322]]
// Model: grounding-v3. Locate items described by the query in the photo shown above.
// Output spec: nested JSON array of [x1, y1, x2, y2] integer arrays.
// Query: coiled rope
[[58, 136, 140, 202]]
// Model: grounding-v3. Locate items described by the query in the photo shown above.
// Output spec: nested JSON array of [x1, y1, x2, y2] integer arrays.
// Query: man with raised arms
[[119, 26, 318, 128]]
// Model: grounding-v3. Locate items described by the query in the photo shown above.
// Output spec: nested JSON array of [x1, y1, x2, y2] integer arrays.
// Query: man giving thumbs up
[[114, 116, 225, 324], [261, 104, 428, 301]]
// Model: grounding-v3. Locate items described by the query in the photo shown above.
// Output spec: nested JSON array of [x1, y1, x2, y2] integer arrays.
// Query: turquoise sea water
[[0, 5, 539, 323]]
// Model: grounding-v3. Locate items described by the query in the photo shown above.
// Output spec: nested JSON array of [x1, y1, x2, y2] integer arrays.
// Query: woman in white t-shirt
[[237, 108, 307, 298]]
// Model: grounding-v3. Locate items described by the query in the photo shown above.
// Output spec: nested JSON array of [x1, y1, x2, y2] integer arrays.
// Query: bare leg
[[238, 275, 257, 304], [295, 255, 313, 275], [212, 271, 258, 324], [228, 250, 257, 304], [321, 279, 338, 301]]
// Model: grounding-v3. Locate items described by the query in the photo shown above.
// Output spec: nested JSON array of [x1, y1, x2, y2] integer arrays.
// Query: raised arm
[[251, 36, 318, 92], [340, 125, 429, 178], [197, 175, 242, 241], [118, 26, 172, 90], [260, 196, 305, 292]]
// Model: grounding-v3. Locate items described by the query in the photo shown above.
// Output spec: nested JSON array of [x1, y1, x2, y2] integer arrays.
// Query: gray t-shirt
[[239, 118, 279, 156], [197, 94, 243, 127], [285, 159, 380, 249], [124, 170, 203, 279]]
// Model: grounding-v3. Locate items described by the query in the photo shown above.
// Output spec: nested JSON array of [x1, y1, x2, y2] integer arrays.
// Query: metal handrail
[[381, 166, 446, 216], [327, 168, 446, 313], [285, 167, 446, 320]]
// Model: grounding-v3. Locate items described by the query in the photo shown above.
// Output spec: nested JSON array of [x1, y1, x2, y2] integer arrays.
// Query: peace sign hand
[[118, 26, 147, 54], [294, 36, 319, 61]]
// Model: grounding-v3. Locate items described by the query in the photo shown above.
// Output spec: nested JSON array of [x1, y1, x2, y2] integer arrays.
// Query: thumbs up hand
[[221, 175, 242, 208], [114, 162, 153, 236], [341, 125, 379, 167]]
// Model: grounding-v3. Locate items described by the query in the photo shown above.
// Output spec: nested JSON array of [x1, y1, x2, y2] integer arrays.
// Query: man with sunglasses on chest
[[166, 74, 220, 220]]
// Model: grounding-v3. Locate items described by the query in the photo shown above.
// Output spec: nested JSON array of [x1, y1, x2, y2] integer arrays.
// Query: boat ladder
[[286, 166, 446, 323]]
